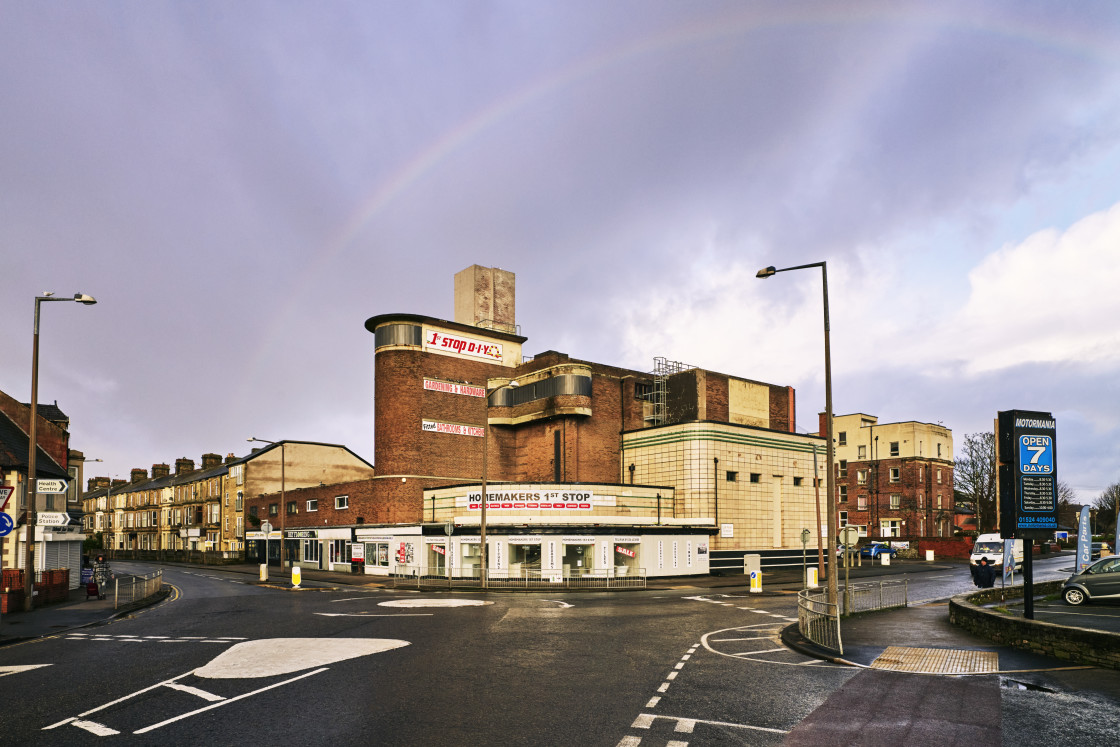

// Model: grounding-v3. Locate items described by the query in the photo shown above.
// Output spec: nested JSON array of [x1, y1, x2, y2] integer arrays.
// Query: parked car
[[858, 542, 897, 559], [1063, 555, 1120, 605]]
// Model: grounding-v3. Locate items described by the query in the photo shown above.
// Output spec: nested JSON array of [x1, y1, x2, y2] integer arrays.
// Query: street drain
[[870, 646, 999, 674]]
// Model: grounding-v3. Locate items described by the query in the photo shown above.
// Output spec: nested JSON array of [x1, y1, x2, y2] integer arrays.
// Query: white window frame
[[307, 499, 318, 512], [335, 495, 349, 509], [889, 468, 900, 483]]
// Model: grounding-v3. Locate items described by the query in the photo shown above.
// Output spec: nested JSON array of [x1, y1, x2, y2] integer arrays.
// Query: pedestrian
[[974, 556, 995, 588]]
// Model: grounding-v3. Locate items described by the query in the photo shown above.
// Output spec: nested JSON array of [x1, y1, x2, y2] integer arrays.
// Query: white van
[[971, 533, 1024, 570]]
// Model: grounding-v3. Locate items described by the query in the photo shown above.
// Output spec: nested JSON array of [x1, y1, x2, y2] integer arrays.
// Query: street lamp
[[756, 262, 838, 607], [24, 292, 96, 611], [248, 437, 285, 575], [480, 380, 518, 589]]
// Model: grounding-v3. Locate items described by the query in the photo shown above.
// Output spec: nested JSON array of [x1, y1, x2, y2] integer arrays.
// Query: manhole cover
[[870, 646, 998, 674]]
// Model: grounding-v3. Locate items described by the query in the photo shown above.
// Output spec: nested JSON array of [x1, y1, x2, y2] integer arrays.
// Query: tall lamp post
[[757, 262, 838, 607], [479, 380, 518, 589], [24, 292, 96, 611], [248, 438, 285, 575]]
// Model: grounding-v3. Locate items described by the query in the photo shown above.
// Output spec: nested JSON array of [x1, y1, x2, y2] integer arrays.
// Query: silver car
[[1062, 555, 1120, 605]]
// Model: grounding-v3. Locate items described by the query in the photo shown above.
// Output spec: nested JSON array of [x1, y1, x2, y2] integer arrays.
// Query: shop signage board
[[998, 410, 1059, 539], [422, 420, 484, 437], [423, 329, 503, 362], [615, 546, 635, 558], [423, 379, 485, 397], [351, 544, 365, 562]]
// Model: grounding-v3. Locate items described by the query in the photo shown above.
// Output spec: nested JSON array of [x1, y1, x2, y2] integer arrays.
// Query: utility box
[[743, 553, 761, 576]]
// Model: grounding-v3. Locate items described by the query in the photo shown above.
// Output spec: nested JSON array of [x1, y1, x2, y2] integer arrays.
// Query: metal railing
[[113, 570, 164, 609], [798, 588, 843, 654], [843, 579, 908, 615], [391, 566, 647, 590]]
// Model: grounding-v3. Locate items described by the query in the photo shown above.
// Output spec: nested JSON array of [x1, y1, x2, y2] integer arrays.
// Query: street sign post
[[0, 513, 14, 538], [35, 479, 69, 494], [0, 486, 13, 511]]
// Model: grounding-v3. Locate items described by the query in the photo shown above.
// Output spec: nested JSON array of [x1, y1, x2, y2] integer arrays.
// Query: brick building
[[827, 412, 955, 540]]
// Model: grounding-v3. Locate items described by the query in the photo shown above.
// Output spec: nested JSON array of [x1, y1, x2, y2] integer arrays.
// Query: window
[[634, 382, 653, 401], [303, 540, 320, 563], [857, 495, 867, 511], [857, 470, 868, 485], [749, 474, 761, 484], [919, 466, 923, 481], [236, 491, 243, 511], [889, 468, 900, 483], [249, 505, 258, 518], [335, 495, 349, 509], [937, 469, 943, 483], [918, 492, 924, 508], [839, 511, 848, 526], [287, 501, 297, 515], [890, 441, 900, 457], [857, 445, 866, 459], [838, 460, 847, 477], [307, 499, 318, 512], [937, 494, 943, 509], [793, 477, 803, 487], [880, 519, 901, 538], [268, 503, 278, 516], [839, 485, 848, 502], [726, 471, 738, 482], [838, 431, 847, 446], [890, 494, 901, 509], [937, 443, 942, 458], [236, 517, 243, 537]]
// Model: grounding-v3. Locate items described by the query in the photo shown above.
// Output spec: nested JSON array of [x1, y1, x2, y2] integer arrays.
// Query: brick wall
[[0, 389, 70, 469], [246, 478, 378, 527]]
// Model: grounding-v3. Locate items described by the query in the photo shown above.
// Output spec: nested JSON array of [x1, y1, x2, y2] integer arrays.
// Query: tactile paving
[[870, 645, 998, 674]]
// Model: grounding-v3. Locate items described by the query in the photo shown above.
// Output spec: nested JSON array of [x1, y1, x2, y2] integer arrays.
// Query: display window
[[614, 542, 639, 576], [562, 542, 595, 576]]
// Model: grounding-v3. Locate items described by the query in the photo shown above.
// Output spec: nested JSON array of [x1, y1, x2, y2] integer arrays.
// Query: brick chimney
[[174, 458, 195, 475], [130, 468, 148, 483], [87, 476, 111, 491], [151, 463, 171, 479], [224, 453, 238, 464], [201, 453, 222, 470], [111, 479, 128, 490]]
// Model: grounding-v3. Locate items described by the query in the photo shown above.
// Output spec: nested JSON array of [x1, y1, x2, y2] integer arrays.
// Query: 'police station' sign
[[998, 410, 1058, 538]]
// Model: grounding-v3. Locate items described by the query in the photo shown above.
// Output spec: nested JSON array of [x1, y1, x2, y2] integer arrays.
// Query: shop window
[[726, 471, 738, 482], [335, 495, 349, 509], [307, 499, 318, 512], [303, 540, 320, 563], [329, 540, 350, 565]]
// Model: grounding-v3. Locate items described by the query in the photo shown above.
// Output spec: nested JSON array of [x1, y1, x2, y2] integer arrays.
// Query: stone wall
[[949, 581, 1120, 670]]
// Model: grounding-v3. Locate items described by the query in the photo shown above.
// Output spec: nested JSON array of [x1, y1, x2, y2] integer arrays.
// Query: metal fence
[[797, 588, 843, 654], [843, 579, 908, 615], [113, 570, 164, 609], [391, 566, 647, 590]]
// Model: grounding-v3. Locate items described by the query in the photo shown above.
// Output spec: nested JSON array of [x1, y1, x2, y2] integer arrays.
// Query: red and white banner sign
[[615, 546, 636, 558], [423, 379, 485, 397], [432, 545, 446, 555], [422, 420, 484, 437], [465, 489, 594, 511], [424, 330, 503, 361]]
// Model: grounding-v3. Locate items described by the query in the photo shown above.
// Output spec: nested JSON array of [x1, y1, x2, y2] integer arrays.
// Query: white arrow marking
[[195, 637, 410, 679], [0, 664, 52, 678], [542, 600, 573, 608]]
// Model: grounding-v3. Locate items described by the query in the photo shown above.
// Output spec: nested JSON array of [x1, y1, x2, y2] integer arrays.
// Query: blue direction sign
[[0, 512, 14, 537]]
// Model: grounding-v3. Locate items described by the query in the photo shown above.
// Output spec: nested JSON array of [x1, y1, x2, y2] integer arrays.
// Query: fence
[[843, 579, 908, 615], [798, 588, 843, 654], [391, 566, 647, 590], [107, 549, 243, 566], [112, 570, 164, 609]]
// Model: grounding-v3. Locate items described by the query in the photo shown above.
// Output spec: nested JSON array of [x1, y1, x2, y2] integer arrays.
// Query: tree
[[954, 432, 997, 532], [1094, 482, 1120, 534]]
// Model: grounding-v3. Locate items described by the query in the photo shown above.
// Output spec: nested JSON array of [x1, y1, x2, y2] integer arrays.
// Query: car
[[1063, 554, 1120, 605], [858, 542, 897, 559]]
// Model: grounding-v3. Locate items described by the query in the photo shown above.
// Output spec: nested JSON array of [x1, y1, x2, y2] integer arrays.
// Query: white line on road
[[314, 613, 434, 618], [646, 696, 661, 708], [72, 719, 120, 736], [632, 713, 788, 736], [165, 682, 226, 702]]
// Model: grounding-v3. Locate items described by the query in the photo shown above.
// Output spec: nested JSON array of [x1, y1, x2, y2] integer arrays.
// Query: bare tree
[[954, 432, 997, 532], [1094, 482, 1120, 534]]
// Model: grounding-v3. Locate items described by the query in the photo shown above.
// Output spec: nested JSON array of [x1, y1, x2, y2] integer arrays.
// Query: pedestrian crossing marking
[[870, 646, 998, 674]]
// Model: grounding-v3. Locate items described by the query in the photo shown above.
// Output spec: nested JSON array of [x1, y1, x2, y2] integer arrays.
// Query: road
[[0, 558, 1116, 745]]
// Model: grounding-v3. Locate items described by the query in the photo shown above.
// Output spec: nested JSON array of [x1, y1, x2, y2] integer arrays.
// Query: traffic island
[[949, 581, 1120, 670]]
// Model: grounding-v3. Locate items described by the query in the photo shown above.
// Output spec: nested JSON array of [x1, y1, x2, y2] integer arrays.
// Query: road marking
[[165, 682, 226, 702], [0, 664, 52, 678], [72, 719, 120, 736], [616, 737, 642, 747], [870, 646, 998, 674], [379, 599, 491, 608], [542, 599, 573, 608], [315, 613, 434, 618], [646, 696, 661, 708], [631, 713, 788, 736]]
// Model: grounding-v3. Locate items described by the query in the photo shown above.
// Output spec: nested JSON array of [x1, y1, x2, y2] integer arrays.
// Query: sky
[[3, 1, 1120, 502]]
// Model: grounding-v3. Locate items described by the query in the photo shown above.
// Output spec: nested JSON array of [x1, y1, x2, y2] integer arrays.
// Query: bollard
[[291, 565, 302, 588], [260, 563, 269, 582], [806, 566, 819, 588], [925, 550, 935, 561], [749, 569, 762, 593]]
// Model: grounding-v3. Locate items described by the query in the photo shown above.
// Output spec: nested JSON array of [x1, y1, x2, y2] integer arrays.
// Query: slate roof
[[0, 408, 69, 478]]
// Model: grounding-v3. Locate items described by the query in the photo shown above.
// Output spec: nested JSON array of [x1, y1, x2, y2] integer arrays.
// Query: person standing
[[974, 556, 995, 588]]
